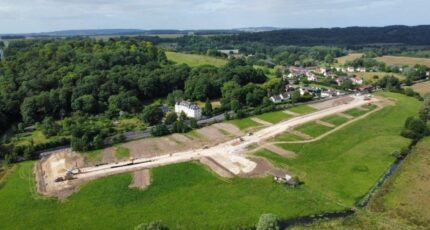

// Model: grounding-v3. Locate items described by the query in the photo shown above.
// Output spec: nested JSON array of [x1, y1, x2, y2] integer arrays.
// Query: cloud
[[0, 0, 428, 33]]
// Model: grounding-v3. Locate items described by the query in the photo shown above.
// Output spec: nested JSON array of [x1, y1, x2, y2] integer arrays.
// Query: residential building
[[175, 101, 202, 120]]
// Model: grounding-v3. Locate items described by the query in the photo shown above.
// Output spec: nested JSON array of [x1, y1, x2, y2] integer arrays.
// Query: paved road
[[73, 95, 374, 181]]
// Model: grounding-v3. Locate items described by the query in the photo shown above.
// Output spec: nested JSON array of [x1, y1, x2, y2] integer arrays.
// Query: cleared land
[[165, 51, 228, 67], [286, 105, 316, 115], [376, 55, 430, 67], [411, 81, 430, 96], [336, 53, 364, 65], [352, 71, 406, 82], [254, 111, 294, 124], [291, 137, 430, 230]]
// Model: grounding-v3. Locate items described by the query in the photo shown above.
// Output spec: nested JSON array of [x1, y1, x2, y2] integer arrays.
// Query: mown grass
[[321, 115, 350, 126], [255, 149, 289, 167], [115, 146, 130, 159], [166, 51, 228, 67], [286, 105, 317, 115], [278, 92, 420, 207], [227, 117, 260, 130], [295, 122, 334, 138], [273, 132, 305, 142], [254, 111, 293, 124], [0, 161, 341, 230], [344, 108, 369, 117]]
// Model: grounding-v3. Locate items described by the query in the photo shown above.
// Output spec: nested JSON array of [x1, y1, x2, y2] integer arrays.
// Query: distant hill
[[235, 27, 282, 32], [231, 25, 430, 46]]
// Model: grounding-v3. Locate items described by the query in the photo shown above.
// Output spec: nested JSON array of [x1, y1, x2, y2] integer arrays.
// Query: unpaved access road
[[70, 95, 375, 182]]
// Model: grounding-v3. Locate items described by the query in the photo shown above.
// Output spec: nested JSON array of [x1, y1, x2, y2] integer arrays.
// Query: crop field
[[411, 81, 430, 96], [376, 55, 430, 67], [165, 51, 228, 67], [254, 111, 293, 124], [286, 105, 316, 115], [278, 92, 420, 207], [295, 122, 333, 138]]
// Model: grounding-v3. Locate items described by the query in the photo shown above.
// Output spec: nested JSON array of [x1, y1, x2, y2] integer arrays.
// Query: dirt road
[[70, 95, 374, 182]]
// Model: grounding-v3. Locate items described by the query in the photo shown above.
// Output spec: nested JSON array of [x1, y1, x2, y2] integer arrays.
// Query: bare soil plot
[[102, 147, 116, 163], [240, 157, 276, 177], [288, 129, 313, 140], [200, 157, 234, 178], [129, 169, 151, 190], [196, 126, 230, 142], [309, 96, 354, 110], [411, 81, 430, 96]]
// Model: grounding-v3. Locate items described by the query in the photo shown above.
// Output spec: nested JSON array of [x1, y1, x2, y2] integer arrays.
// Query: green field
[[344, 107, 369, 117], [254, 111, 293, 124], [227, 117, 260, 130], [286, 105, 317, 115], [165, 51, 228, 67], [0, 161, 341, 230], [278, 92, 420, 206], [376, 55, 430, 67], [255, 149, 289, 167], [291, 137, 430, 230], [295, 122, 334, 138], [273, 132, 305, 142], [321, 115, 350, 126]]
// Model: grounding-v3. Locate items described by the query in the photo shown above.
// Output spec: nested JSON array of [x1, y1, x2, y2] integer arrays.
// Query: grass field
[[291, 137, 430, 230], [376, 55, 430, 67], [0, 161, 341, 230], [321, 115, 349, 126], [278, 92, 420, 207], [295, 122, 334, 138], [255, 149, 289, 167], [254, 111, 293, 124], [227, 117, 260, 130], [411, 81, 430, 96], [344, 108, 369, 117], [273, 132, 305, 142], [165, 51, 228, 67], [286, 105, 317, 115], [336, 53, 363, 65]]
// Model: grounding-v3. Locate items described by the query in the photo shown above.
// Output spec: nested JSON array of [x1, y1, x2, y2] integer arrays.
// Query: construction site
[[35, 95, 382, 199]]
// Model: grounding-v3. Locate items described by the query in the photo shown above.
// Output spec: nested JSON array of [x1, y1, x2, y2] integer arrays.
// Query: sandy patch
[[200, 157, 234, 178], [283, 110, 300, 116], [102, 147, 116, 163], [310, 96, 354, 110], [289, 129, 313, 140], [337, 112, 354, 119], [265, 144, 297, 158], [213, 123, 245, 136], [129, 169, 151, 190]]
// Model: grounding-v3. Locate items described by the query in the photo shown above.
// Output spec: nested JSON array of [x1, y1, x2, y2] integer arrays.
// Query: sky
[[0, 0, 429, 34]]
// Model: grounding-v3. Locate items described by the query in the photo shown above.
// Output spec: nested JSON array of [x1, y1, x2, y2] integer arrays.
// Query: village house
[[336, 76, 363, 86], [347, 67, 355, 73], [175, 101, 202, 120], [356, 67, 366, 72], [320, 89, 341, 98], [299, 87, 321, 96], [351, 76, 364, 85], [270, 92, 292, 103]]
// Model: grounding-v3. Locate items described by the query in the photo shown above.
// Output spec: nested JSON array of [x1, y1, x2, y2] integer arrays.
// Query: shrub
[[256, 213, 280, 230]]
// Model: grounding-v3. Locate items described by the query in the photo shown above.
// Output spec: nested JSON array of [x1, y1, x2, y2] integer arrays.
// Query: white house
[[347, 67, 355, 73], [356, 67, 366, 73], [351, 76, 364, 85], [175, 101, 202, 120]]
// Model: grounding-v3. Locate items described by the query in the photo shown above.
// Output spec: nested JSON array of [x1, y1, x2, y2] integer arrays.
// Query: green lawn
[[321, 115, 350, 126], [166, 51, 228, 67], [254, 111, 293, 124], [344, 108, 369, 117], [0, 161, 341, 230], [278, 92, 420, 206], [115, 146, 130, 159], [295, 122, 334, 138], [273, 132, 305, 142], [286, 105, 317, 115], [255, 149, 289, 167], [227, 117, 260, 130]]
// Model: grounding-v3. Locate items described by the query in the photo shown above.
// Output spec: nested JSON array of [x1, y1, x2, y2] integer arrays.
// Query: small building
[[356, 67, 366, 73], [175, 101, 202, 120], [351, 76, 363, 85], [347, 67, 355, 73], [270, 95, 283, 103]]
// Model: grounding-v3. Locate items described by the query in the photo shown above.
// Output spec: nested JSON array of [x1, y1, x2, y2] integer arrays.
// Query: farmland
[[376, 55, 430, 67], [165, 51, 228, 67], [411, 80, 430, 96], [336, 53, 363, 65], [351, 71, 406, 82]]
